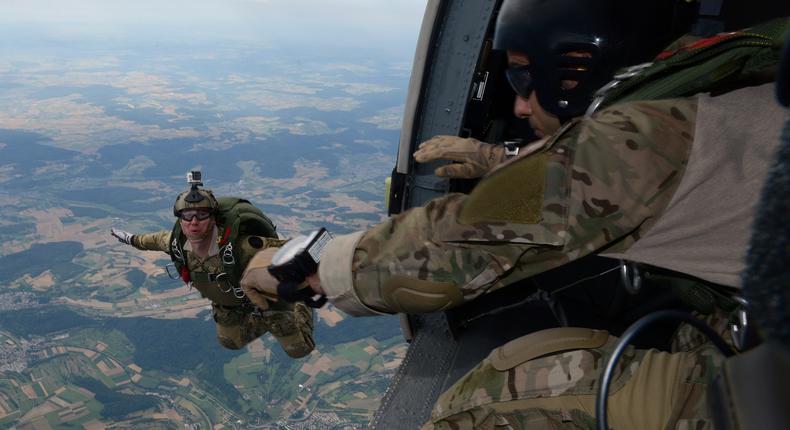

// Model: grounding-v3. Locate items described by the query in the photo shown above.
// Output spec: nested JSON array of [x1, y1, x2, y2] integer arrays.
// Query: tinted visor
[[179, 209, 212, 222], [505, 64, 533, 98]]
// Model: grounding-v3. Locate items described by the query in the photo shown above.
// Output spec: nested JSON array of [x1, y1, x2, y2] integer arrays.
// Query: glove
[[241, 248, 281, 309], [110, 228, 134, 245], [240, 247, 327, 309], [277, 282, 327, 308], [413, 135, 506, 178]]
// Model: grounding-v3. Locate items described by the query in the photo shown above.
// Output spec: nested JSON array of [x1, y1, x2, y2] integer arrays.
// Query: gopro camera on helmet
[[187, 170, 203, 187], [185, 170, 206, 203], [268, 228, 332, 307], [173, 170, 218, 217]]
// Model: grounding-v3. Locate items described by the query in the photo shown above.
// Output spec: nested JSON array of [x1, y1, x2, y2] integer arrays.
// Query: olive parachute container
[[587, 18, 789, 115], [214, 197, 277, 239]]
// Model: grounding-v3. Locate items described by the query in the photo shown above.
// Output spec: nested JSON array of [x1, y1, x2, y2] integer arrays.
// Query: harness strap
[[219, 218, 244, 298], [189, 272, 226, 283]]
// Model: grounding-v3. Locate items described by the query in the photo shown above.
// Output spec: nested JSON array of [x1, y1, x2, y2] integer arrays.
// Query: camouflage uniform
[[422, 311, 734, 430], [319, 97, 696, 315], [422, 329, 725, 430], [314, 83, 786, 428], [133, 229, 315, 357], [319, 84, 787, 314]]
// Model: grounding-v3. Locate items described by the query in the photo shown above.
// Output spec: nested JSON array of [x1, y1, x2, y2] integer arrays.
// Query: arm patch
[[459, 152, 550, 225]]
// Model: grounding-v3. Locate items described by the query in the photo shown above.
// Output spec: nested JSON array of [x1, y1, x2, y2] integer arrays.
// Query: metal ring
[[730, 309, 749, 351], [221, 244, 235, 265], [171, 237, 186, 264], [613, 62, 653, 79], [619, 260, 642, 295], [732, 296, 749, 306]]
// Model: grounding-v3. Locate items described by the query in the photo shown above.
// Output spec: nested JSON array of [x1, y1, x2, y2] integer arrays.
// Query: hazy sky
[[1, 0, 428, 54]]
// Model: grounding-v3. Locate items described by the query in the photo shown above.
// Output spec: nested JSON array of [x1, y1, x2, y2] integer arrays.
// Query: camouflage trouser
[[672, 310, 733, 353], [422, 329, 725, 430], [212, 301, 315, 358]]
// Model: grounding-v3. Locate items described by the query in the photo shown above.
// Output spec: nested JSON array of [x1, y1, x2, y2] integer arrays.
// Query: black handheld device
[[268, 228, 333, 307]]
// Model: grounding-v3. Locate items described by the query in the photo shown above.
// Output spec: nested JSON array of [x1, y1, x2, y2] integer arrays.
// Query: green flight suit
[[133, 229, 314, 358]]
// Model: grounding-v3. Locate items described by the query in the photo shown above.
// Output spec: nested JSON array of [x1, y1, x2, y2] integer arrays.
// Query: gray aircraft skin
[[372, 0, 790, 428]]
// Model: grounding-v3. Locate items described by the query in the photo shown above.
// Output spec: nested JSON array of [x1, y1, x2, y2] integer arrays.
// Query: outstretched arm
[[111, 229, 171, 253], [317, 98, 695, 316], [244, 98, 695, 317]]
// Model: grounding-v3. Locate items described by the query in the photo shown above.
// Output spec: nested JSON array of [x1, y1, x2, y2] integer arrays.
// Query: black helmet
[[494, 0, 699, 122]]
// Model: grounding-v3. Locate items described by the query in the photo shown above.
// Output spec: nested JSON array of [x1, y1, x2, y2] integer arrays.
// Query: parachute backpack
[[169, 172, 277, 297], [586, 17, 789, 115], [578, 17, 789, 349]]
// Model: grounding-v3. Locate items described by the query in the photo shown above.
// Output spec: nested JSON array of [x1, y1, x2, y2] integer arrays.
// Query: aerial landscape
[[0, 0, 426, 428]]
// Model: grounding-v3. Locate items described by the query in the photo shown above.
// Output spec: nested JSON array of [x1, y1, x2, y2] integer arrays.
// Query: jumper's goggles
[[179, 209, 212, 222], [505, 64, 534, 98]]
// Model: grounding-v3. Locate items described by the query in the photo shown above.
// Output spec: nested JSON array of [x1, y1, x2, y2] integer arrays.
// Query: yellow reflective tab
[[384, 176, 391, 211]]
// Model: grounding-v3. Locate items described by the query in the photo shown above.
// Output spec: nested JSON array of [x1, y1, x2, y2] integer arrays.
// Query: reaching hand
[[413, 135, 506, 178], [110, 228, 134, 245], [277, 282, 327, 308], [240, 247, 327, 309]]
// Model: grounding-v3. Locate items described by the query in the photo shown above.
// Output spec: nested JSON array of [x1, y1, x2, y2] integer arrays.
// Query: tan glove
[[240, 247, 281, 309], [240, 247, 316, 309], [413, 135, 506, 178]]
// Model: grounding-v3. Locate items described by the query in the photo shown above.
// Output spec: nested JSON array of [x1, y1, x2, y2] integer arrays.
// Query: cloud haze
[[1, 0, 428, 53]]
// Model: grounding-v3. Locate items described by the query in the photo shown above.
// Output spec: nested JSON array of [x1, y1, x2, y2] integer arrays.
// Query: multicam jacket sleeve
[[131, 230, 172, 254], [319, 98, 697, 316]]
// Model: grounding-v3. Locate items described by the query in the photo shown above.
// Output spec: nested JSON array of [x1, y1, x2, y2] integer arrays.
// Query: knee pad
[[381, 275, 463, 313]]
